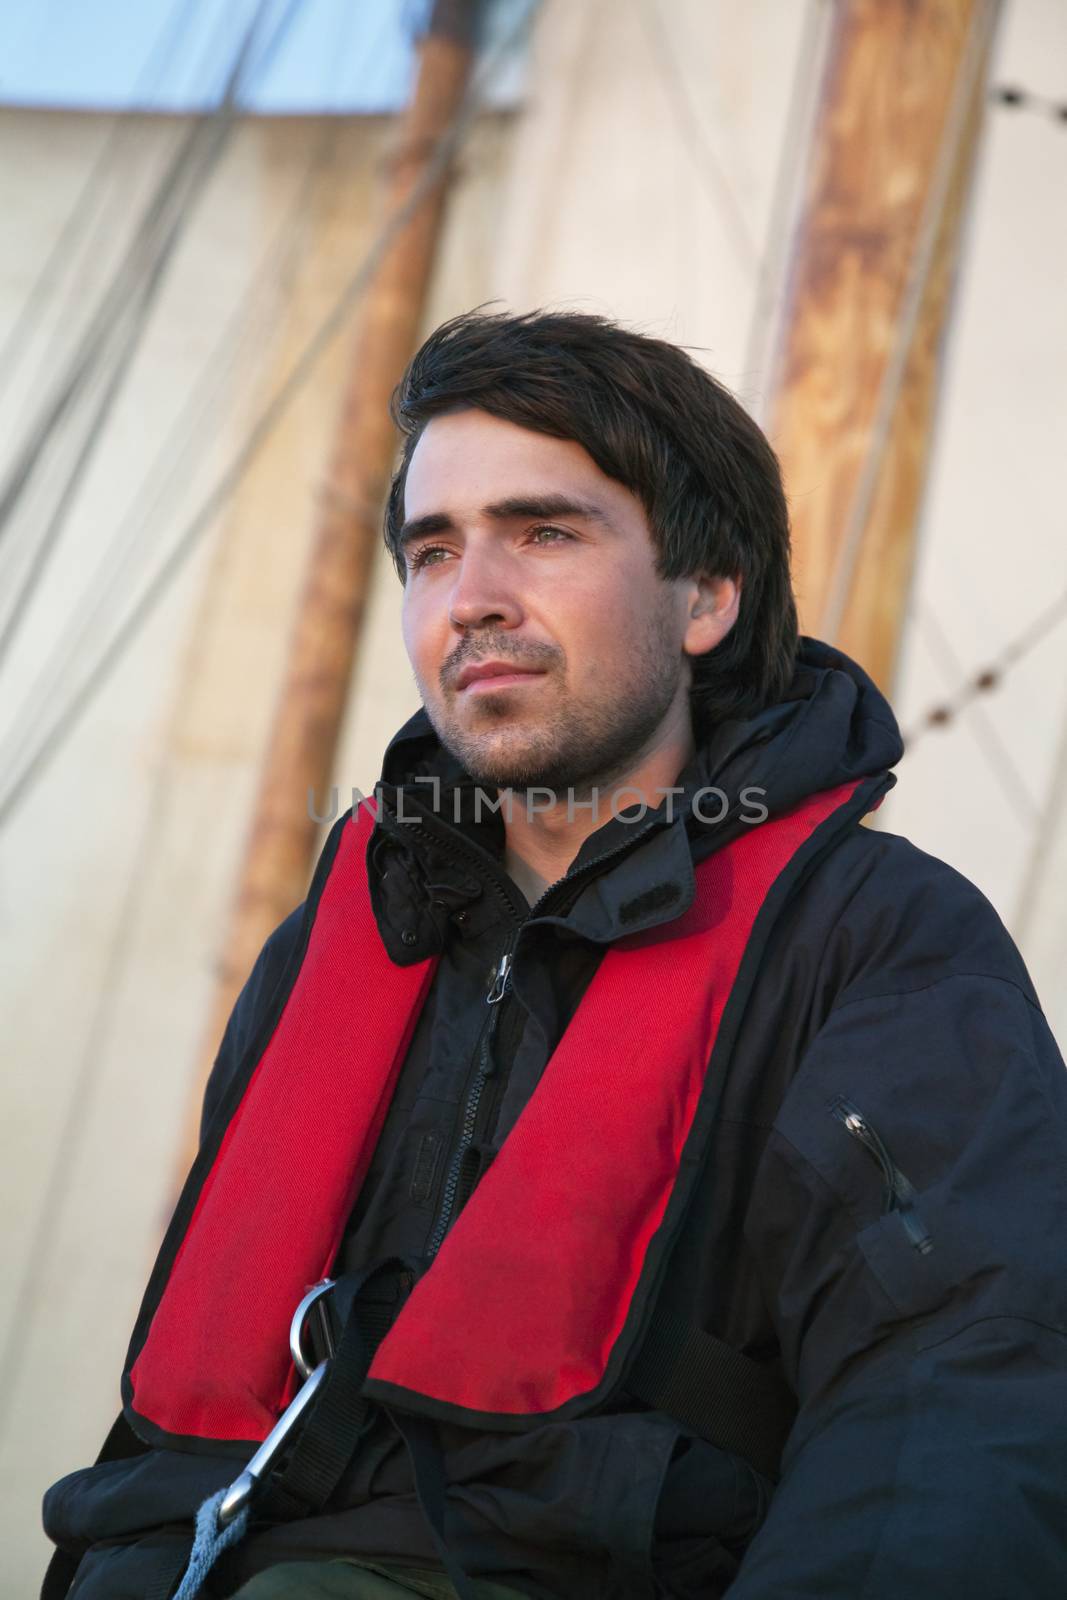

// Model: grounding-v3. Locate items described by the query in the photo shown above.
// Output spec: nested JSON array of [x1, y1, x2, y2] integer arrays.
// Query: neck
[[501, 702, 695, 907]]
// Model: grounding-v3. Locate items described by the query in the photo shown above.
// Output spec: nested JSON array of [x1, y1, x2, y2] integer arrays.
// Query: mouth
[[460, 671, 547, 696], [455, 662, 548, 694]]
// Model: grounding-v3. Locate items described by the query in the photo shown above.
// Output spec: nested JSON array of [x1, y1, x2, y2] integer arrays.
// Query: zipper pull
[[830, 1097, 933, 1255], [486, 949, 513, 1004]]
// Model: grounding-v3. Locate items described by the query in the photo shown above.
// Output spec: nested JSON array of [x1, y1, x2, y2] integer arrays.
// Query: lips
[[455, 661, 547, 691]]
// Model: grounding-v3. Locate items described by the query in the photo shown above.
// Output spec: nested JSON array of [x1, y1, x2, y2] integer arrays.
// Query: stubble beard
[[421, 604, 687, 800]]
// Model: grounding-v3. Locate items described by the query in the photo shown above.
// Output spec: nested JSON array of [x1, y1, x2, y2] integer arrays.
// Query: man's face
[[399, 408, 717, 795]]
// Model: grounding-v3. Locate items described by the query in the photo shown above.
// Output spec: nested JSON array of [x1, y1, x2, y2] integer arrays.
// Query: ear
[[683, 573, 741, 658]]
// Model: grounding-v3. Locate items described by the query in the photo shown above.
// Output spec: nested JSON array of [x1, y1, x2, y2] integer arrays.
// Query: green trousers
[[230, 1556, 526, 1598]]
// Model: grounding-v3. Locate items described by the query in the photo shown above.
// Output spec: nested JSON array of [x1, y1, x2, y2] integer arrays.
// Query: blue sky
[[0, 1, 442, 113]]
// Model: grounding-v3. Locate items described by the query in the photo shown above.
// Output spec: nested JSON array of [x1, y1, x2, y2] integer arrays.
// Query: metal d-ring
[[289, 1278, 336, 1379]]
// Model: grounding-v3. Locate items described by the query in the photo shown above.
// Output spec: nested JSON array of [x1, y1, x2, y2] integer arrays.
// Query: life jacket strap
[[255, 1256, 420, 1524], [388, 1408, 485, 1600], [385, 1314, 796, 1600], [625, 1306, 797, 1481]]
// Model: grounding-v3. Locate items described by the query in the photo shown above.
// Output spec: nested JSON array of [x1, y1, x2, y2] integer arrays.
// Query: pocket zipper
[[829, 1096, 933, 1254]]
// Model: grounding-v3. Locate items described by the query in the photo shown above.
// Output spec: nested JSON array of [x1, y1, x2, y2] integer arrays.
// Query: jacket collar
[[367, 771, 697, 961]]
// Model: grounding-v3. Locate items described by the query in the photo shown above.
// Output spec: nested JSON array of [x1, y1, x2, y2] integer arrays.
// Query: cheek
[[554, 567, 646, 644], [400, 598, 435, 687], [399, 597, 415, 659]]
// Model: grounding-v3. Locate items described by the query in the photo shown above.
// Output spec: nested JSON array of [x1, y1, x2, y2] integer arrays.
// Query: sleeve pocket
[[855, 1181, 988, 1321]]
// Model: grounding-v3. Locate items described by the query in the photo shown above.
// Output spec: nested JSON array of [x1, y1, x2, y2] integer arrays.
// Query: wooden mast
[[767, 0, 999, 692], [178, 0, 484, 1168]]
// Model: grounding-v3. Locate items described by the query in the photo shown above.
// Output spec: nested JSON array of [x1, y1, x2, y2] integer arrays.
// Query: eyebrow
[[397, 494, 615, 553]]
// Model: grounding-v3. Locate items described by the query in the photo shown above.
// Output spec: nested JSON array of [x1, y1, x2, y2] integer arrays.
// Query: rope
[[902, 586, 1067, 749], [636, 0, 759, 274], [0, 129, 347, 1437], [908, 602, 1041, 822], [0, 0, 289, 559], [742, 0, 834, 409], [0, 6, 334, 677], [171, 1490, 250, 1600], [990, 83, 1067, 125], [0, 0, 306, 694], [0, 0, 206, 410], [0, 0, 540, 831]]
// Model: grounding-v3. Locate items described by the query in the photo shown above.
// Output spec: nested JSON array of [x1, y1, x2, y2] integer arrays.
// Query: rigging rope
[[990, 83, 1067, 124], [0, 0, 206, 410], [0, 0, 541, 831], [0, 113, 344, 775], [637, 0, 759, 274], [0, 0, 305, 669], [908, 602, 1041, 823], [0, 0, 368, 1441], [741, 0, 833, 410], [903, 587, 1067, 751], [0, 0, 283, 557]]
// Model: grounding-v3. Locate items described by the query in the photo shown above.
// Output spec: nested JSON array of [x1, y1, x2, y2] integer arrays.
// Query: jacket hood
[[675, 635, 903, 833]]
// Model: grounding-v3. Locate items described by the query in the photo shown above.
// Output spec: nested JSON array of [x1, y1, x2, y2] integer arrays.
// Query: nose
[[447, 544, 523, 633]]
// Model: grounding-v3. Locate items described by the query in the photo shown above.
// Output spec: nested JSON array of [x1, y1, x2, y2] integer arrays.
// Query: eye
[[528, 525, 574, 547], [408, 526, 573, 572], [407, 543, 448, 573]]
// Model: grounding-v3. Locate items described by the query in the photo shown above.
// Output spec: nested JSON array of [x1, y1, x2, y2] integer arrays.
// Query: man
[[43, 310, 1067, 1600]]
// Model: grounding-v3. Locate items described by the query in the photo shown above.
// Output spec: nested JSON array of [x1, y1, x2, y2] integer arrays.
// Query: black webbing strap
[[257, 1257, 418, 1523], [626, 1307, 796, 1481], [143, 1542, 199, 1600], [387, 1408, 484, 1600], [80, 1264, 411, 1600]]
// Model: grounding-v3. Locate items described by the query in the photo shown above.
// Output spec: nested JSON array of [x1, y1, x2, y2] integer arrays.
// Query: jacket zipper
[[398, 802, 663, 1261], [523, 819, 661, 920], [425, 938, 516, 1260], [830, 1096, 932, 1254]]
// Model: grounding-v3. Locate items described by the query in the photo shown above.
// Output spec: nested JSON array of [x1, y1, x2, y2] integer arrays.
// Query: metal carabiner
[[217, 1359, 328, 1527], [217, 1278, 338, 1529]]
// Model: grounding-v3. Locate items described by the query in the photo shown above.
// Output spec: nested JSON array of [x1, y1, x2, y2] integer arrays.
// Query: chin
[[456, 731, 556, 790]]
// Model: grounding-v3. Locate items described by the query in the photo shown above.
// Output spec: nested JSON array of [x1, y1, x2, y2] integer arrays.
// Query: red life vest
[[124, 777, 877, 1450]]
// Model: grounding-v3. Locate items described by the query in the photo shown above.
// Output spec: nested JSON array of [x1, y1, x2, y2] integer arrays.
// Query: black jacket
[[43, 638, 1067, 1598]]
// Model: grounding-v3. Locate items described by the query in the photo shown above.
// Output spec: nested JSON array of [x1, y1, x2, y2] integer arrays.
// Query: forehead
[[402, 409, 638, 523]]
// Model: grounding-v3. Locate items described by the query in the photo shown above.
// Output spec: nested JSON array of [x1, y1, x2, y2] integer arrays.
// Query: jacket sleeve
[[197, 904, 305, 1145], [728, 856, 1067, 1596]]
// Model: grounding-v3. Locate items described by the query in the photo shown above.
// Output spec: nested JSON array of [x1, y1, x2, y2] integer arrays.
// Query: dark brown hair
[[385, 308, 798, 729]]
